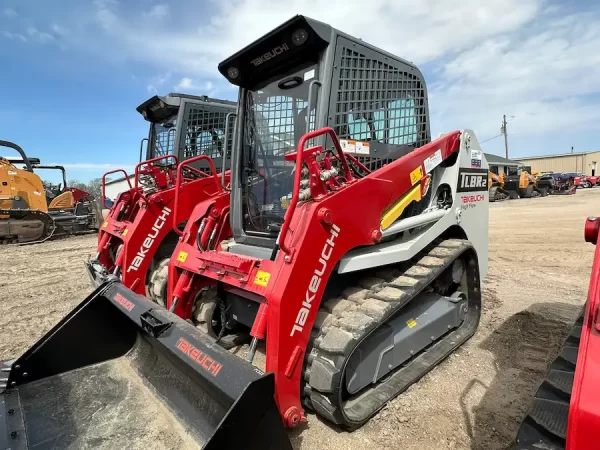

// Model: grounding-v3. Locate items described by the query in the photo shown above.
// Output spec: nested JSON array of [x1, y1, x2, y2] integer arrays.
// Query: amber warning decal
[[176, 337, 223, 377], [406, 318, 417, 328], [114, 293, 135, 312], [122, 228, 129, 236], [410, 166, 423, 185], [254, 270, 271, 287], [102, 221, 109, 228], [177, 251, 188, 262], [457, 168, 488, 193]]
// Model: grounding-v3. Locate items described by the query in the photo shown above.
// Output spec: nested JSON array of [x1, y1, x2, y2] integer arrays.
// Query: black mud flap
[[0, 282, 291, 450]]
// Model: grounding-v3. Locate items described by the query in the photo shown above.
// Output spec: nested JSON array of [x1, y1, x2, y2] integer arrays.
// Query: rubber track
[[304, 238, 475, 428], [515, 312, 584, 450], [0, 209, 55, 245]]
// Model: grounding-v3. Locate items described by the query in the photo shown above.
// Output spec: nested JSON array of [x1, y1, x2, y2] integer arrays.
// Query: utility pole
[[501, 115, 509, 159]]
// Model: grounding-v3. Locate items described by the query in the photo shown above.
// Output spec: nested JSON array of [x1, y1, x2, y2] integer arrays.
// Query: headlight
[[227, 67, 240, 79], [291, 28, 309, 46]]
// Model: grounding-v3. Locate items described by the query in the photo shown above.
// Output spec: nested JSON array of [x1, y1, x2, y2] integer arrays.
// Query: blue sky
[[1, 0, 599, 182]]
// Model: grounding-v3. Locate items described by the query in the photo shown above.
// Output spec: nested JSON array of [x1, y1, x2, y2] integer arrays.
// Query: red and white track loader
[[0, 16, 488, 449], [86, 94, 236, 306]]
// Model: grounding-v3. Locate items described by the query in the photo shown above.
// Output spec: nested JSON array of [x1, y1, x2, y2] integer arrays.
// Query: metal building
[[515, 151, 600, 176], [104, 174, 135, 202]]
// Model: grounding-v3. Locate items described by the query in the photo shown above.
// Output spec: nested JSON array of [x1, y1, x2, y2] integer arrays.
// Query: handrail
[[173, 154, 221, 236], [278, 127, 352, 257], [222, 112, 236, 191], [305, 80, 322, 134], [102, 169, 132, 209], [139, 138, 149, 163], [134, 154, 178, 192]]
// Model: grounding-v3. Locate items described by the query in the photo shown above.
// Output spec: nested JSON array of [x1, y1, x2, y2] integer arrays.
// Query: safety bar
[[305, 80, 322, 134], [102, 169, 132, 209], [139, 138, 149, 163], [173, 155, 221, 236], [134, 154, 178, 192], [278, 127, 353, 257], [222, 112, 236, 191]]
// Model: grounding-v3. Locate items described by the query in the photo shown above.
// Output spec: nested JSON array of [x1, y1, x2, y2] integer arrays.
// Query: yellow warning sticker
[[406, 318, 417, 328], [122, 228, 129, 236], [102, 221, 108, 228], [254, 270, 271, 287], [410, 166, 423, 185], [177, 251, 188, 263]]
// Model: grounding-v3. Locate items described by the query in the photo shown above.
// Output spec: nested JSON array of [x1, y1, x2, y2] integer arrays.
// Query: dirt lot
[[2, 188, 599, 449]]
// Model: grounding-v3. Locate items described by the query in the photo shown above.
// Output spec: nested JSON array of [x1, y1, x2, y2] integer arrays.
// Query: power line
[[480, 134, 502, 144]]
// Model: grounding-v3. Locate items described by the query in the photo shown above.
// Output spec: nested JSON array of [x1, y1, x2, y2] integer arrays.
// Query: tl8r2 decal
[[457, 168, 488, 193]]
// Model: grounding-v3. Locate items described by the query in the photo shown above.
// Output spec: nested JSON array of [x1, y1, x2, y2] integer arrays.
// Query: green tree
[[85, 177, 103, 200]]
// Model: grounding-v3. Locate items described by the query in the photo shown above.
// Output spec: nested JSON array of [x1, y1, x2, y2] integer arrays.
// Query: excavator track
[[304, 238, 482, 429], [515, 312, 584, 450], [0, 209, 55, 245]]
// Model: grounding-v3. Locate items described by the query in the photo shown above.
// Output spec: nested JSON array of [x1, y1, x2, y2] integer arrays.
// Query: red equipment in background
[[515, 216, 600, 449], [64, 186, 94, 204]]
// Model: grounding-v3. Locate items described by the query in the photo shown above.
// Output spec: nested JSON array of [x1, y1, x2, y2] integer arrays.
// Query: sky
[[1, 0, 599, 182]]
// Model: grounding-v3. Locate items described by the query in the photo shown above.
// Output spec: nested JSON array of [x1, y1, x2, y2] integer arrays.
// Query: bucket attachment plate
[[0, 282, 291, 450]]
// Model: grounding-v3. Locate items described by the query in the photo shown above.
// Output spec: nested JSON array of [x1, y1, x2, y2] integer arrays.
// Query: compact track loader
[[489, 171, 510, 202], [0, 141, 101, 244], [503, 166, 551, 199], [86, 94, 236, 306], [1, 16, 488, 449]]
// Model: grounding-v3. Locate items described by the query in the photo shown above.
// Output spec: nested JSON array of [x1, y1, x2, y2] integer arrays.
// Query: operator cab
[[136, 93, 237, 174], [218, 15, 431, 251]]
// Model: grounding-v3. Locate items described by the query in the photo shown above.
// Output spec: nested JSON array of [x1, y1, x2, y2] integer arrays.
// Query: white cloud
[[147, 72, 171, 93], [25, 26, 55, 43], [145, 4, 169, 18], [429, 10, 600, 140], [1, 30, 27, 42], [176, 77, 193, 89], [51, 24, 68, 36], [174, 77, 215, 94], [3, 8, 17, 18], [14, 0, 600, 153]]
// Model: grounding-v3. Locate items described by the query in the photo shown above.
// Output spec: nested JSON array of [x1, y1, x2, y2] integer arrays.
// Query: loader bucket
[[0, 282, 291, 450]]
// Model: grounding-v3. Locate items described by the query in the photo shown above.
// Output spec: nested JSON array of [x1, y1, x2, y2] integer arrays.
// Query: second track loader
[[86, 94, 236, 306], [0, 16, 488, 450]]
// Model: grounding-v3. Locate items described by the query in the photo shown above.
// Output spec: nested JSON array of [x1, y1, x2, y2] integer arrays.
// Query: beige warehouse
[[515, 151, 600, 176]]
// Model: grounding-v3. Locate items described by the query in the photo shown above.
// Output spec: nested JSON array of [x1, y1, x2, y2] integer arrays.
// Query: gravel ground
[[1, 188, 599, 449]]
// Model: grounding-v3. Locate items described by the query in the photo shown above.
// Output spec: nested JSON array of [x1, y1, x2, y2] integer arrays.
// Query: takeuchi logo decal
[[126, 206, 171, 273], [250, 43, 290, 67], [176, 337, 223, 377]]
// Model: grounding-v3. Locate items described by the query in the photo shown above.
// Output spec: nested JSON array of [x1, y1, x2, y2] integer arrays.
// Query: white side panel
[[338, 130, 489, 279]]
